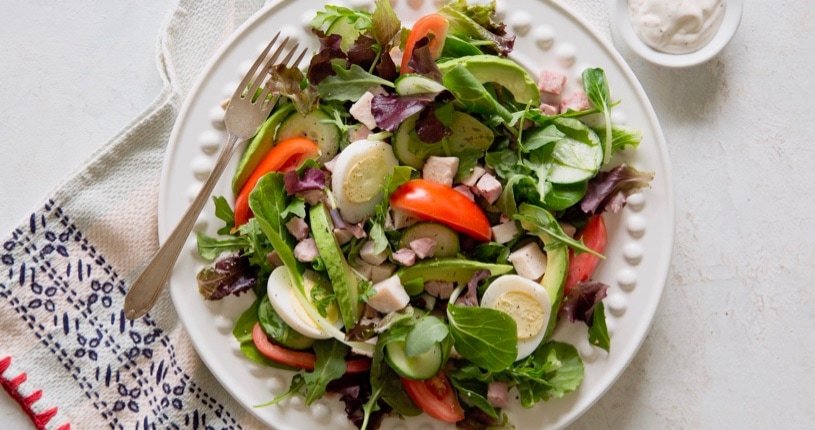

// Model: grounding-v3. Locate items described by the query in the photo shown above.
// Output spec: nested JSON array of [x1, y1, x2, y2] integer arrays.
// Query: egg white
[[481, 274, 552, 361], [331, 139, 398, 223], [267, 266, 341, 339]]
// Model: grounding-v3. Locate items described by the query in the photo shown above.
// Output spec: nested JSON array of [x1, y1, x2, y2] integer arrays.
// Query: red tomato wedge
[[564, 214, 608, 295], [251, 323, 371, 373], [233, 137, 321, 228], [389, 179, 492, 242], [400, 13, 449, 75], [401, 371, 464, 423]]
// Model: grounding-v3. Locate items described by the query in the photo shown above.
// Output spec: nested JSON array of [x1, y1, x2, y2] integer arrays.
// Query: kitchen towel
[[0, 1, 609, 429]]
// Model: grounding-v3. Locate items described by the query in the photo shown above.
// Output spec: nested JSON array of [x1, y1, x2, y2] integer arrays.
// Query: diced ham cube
[[333, 228, 354, 245], [349, 124, 372, 142], [539, 102, 559, 116], [460, 165, 486, 187], [453, 184, 475, 201], [371, 262, 396, 283], [507, 241, 548, 280], [491, 221, 518, 244], [266, 251, 283, 267], [360, 240, 388, 265], [487, 381, 509, 408], [409, 238, 436, 259], [285, 217, 309, 241], [293, 238, 320, 263], [560, 90, 593, 113], [299, 189, 324, 206], [367, 275, 410, 313], [349, 91, 378, 130], [392, 248, 417, 266], [422, 156, 460, 187], [474, 173, 503, 204], [537, 70, 567, 96], [559, 222, 577, 238], [424, 280, 455, 299]]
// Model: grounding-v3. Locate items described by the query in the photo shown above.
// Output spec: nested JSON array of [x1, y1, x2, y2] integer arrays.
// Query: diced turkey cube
[[453, 185, 475, 201], [560, 90, 593, 113], [293, 238, 320, 263], [540, 103, 559, 116], [487, 381, 509, 408], [360, 240, 388, 265], [559, 222, 577, 238], [349, 91, 378, 130], [266, 251, 283, 267], [349, 124, 372, 142], [392, 248, 416, 266], [391, 208, 420, 229], [371, 262, 396, 283], [409, 238, 436, 259], [285, 217, 309, 241], [333, 228, 354, 245], [422, 156, 460, 187], [491, 221, 519, 244], [352, 257, 374, 280], [367, 275, 410, 313], [424, 280, 455, 299], [507, 241, 548, 280], [460, 165, 486, 187], [474, 173, 503, 204], [537, 70, 567, 96]]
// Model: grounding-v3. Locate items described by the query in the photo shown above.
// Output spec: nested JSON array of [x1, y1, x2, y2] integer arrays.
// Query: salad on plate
[[195, 0, 653, 428]]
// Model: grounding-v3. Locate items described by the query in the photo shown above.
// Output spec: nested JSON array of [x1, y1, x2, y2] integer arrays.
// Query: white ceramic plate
[[160, 1, 675, 428]]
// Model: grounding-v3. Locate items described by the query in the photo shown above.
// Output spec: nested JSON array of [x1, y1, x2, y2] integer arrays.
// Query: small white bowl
[[610, 0, 743, 68]]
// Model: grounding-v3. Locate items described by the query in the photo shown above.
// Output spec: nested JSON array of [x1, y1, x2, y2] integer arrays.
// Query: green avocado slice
[[232, 103, 295, 194], [438, 55, 541, 107]]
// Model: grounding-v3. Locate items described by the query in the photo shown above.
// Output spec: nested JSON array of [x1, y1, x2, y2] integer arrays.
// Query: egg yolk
[[493, 291, 545, 339], [343, 153, 390, 204]]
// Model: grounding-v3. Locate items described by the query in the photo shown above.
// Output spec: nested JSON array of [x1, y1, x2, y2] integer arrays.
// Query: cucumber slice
[[327, 17, 362, 52], [232, 103, 295, 194], [385, 340, 443, 380], [447, 111, 494, 152], [395, 74, 447, 96], [277, 109, 340, 163], [393, 111, 493, 169], [393, 114, 429, 169], [399, 222, 460, 258]]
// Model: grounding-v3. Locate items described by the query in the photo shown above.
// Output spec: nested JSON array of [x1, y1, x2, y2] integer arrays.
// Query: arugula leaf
[[212, 195, 235, 234], [588, 302, 610, 352], [195, 232, 245, 261], [515, 203, 603, 257], [447, 305, 517, 372], [448, 377, 499, 419], [304, 340, 350, 405], [255, 374, 306, 408], [310, 5, 372, 34], [594, 125, 643, 154], [405, 315, 449, 358], [370, 165, 414, 254], [582, 68, 613, 164], [507, 341, 584, 406], [316, 61, 394, 101]]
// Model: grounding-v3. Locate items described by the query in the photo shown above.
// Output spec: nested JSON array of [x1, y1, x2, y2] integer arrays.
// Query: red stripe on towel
[[0, 356, 71, 430]]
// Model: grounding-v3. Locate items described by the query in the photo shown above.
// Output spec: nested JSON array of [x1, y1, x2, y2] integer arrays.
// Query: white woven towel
[[0, 1, 608, 428]]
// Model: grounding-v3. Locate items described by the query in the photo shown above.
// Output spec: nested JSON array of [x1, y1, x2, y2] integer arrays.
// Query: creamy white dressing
[[628, 0, 726, 54]]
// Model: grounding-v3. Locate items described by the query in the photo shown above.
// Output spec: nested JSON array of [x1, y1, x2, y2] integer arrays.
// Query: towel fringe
[[0, 356, 71, 430]]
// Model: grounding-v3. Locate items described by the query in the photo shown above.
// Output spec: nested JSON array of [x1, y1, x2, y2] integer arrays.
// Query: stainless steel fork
[[123, 32, 308, 320]]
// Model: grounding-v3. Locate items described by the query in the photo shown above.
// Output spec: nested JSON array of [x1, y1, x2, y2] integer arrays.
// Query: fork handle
[[124, 133, 242, 320]]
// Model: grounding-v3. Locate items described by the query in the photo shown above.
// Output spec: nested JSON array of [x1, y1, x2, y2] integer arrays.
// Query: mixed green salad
[[195, 0, 653, 428]]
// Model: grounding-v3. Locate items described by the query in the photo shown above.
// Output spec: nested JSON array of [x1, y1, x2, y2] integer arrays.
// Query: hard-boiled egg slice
[[480, 274, 552, 361], [331, 139, 398, 223], [267, 266, 342, 339]]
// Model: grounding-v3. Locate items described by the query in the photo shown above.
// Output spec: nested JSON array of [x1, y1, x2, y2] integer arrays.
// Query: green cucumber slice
[[395, 74, 447, 96], [276, 109, 340, 163], [399, 222, 460, 258], [385, 340, 443, 380]]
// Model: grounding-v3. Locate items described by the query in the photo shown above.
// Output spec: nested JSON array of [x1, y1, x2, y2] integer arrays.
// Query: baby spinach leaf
[[588, 302, 610, 352], [212, 195, 235, 234], [441, 64, 512, 123], [405, 315, 449, 358], [232, 297, 295, 371], [446, 304, 517, 372]]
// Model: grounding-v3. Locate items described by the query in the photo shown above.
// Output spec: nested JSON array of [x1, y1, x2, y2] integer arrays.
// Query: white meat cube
[[352, 257, 374, 280], [460, 165, 486, 187], [390, 208, 420, 229], [349, 91, 378, 130], [474, 173, 503, 204], [507, 241, 548, 280], [560, 90, 593, 112], [539, 103, 559, 116], [294, 238, 320, 263], [491, 221, 519, 244], [360, 240, 388, 265], [409, 238, 436, 259], [422, 156, 460, 187], [371, 262, 396, 283], [424, 280, 454, 299], [453, 185, 475, 201], [537, 70, 567, 96], [333, 228, 354, 245], [392, 248, 416, 266], [285, 217, 309, 241], [367, 275, 410, 313]]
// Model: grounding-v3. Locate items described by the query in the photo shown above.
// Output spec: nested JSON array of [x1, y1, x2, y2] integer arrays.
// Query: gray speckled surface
[[1, 1, 813, 428]]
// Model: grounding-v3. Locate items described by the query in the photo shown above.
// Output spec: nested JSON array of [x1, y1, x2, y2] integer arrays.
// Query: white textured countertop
[[2, 1, 814, 429]]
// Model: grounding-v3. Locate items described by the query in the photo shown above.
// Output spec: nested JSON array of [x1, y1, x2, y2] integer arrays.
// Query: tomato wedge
[[233, 137, 321, 228], [564, 214, 608, 295], [400, 13, 449, 75], [400, 371, 464, 423], [251, 323, 371, 373], [389, 179, 491, 242]]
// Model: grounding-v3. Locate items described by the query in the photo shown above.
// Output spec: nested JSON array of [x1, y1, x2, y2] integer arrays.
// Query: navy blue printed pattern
[[1, 200, 244, 430]]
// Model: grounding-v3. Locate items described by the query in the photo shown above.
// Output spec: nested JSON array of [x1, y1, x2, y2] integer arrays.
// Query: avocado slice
[[232, 103, 295, 194], [537, 234, 568, 340], [309, 202, 361, 330], [438, 55, 541, 107], [396, 258, 513, 296]]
